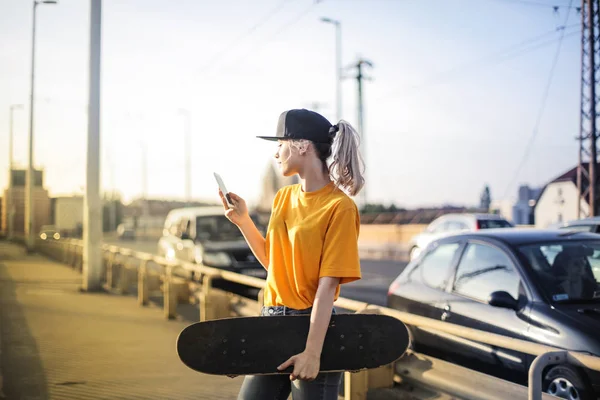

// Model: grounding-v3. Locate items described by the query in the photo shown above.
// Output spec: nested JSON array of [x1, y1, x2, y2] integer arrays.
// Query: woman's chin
[[278, 165, 292, 176]]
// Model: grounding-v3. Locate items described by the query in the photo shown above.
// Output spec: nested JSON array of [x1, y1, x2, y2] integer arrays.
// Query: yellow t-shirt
[[263, 182, 362, 309]]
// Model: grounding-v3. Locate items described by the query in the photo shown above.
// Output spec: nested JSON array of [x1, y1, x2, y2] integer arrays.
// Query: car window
[[195, 215, 244, 241], [453, 243, 520, 302], [419, 242, 461, 290], [478, 219, 513, 229], [168, 218, 181, 236], [519, 241, 600, 303]]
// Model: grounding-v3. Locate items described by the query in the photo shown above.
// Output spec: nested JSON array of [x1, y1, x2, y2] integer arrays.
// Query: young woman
[[218, 108, 365, 400]]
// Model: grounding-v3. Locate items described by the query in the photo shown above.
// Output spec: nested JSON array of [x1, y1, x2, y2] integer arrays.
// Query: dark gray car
[[388, 229, 600, 400]]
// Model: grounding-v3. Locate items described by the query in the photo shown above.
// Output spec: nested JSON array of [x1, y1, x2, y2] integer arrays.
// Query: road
[[103, 238, 409, 307]]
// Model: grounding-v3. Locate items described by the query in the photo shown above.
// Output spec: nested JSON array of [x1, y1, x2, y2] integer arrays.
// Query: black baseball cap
[[257, 109, 338, 144]]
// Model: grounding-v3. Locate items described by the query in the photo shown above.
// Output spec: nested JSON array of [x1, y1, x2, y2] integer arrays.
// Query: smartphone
[[214, 172, 234, 208]]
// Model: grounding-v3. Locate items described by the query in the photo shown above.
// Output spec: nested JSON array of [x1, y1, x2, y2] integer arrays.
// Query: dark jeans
[[237, 306, 342, 400]]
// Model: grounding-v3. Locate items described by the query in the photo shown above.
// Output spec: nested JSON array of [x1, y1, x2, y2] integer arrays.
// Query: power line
[[196, 0, 291, 74], [488, 0, 579, 10], [376, 23, 580, 101], [502, 0, 575, 199], [221, 1, 321, 69]]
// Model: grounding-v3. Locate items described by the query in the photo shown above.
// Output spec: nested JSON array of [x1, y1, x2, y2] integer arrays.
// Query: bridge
[[1, 238, 598, 400]]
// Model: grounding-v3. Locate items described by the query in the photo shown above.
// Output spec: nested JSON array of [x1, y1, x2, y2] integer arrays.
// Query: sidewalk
[[0, 242, 243, 399], [0, 241, 417, 400]]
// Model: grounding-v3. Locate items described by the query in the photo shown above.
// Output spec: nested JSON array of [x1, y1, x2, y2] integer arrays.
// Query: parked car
[[388, 229, 600, 400], [408, 213, 514, 261], [117, 223, 136, 240], [39, 225, 60, 241], [554, 216, 600, 234], [157, 207, 266, 297]]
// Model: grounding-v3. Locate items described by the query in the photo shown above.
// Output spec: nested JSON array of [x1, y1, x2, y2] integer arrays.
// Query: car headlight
[[201, 251, 232, 267], [53, 233, 60, 240], [40, 233, 47, 240], [166, 248, 175, 260]]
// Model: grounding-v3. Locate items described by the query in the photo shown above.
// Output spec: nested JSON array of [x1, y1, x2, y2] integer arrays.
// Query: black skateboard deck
[[176, 314, 410, 376]]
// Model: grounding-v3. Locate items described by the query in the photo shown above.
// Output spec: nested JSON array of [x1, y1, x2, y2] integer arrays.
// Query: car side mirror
[[488, 291, 518, 310], [180, 232, 190, 241]]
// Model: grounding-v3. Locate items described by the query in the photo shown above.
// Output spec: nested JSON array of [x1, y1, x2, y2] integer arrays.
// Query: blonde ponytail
[[328, 120, 365, 196]]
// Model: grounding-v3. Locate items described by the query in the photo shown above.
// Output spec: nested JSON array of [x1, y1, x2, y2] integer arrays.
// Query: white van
[[157, 207, 266, 280]]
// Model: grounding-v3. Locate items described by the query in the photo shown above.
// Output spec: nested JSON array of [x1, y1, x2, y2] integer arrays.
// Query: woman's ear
[[299, 141, 311, 156]]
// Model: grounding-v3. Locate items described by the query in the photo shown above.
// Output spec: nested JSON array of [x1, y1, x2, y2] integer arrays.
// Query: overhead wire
[[375, 23, 580, 101], [501, 0, 576, 199], [488, 0, 579, 10], [196, 0, 291, 75], [219, 1, 321, 70]]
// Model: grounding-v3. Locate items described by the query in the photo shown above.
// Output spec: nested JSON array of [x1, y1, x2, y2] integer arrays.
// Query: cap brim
[[256, 136, 289, 141]]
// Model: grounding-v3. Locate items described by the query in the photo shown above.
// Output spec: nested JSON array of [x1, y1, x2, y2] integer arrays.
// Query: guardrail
[[33, 238, 600, 400]]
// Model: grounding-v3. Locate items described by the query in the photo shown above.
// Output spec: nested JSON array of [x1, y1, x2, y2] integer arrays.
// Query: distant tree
[[361, 203, 386, 213], [480, 185, 492, 210], [360, 203, 402, 214]]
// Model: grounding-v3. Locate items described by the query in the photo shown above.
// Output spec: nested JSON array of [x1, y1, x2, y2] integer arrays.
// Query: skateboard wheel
[[340, 346, 345, 351], [241, 350, 246, 355], [340, 334, 344, 339]]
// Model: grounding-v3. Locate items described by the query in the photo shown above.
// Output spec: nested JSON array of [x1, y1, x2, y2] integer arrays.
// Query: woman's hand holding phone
[[219, 190, 249, 227]]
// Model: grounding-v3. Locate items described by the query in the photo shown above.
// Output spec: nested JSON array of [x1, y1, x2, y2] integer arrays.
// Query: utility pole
[[83, 0, 102, 291], [27, 0, 58, 251], [346, 58, 373, 209], [320, 17, 342, 121], [141, 141, 147, 200], [578, 0, 600, 217], [178, 108, 191, 205], [8, 104, 23, 240], [141, 141, 148, 237]]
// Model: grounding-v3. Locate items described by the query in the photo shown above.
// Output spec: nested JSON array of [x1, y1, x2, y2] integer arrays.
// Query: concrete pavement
[[0, 241, 421, 400], [0, 242, 243, 399]]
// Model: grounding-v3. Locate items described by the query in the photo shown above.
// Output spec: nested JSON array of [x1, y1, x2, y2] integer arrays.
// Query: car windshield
[[195, 215, 244, 242], [519, 240, 600, 303], [478, 219, 513, 229]]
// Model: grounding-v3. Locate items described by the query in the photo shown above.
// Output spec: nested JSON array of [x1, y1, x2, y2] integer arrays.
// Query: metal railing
[[33, 238, 600, 400]]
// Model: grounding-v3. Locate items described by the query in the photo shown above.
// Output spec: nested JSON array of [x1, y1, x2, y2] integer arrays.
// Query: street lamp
[[26, 0, 58, 251], [8, 104, 24, 240], [320, 17, 342, 121]]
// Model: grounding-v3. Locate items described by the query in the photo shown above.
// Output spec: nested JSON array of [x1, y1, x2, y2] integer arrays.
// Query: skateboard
[[176, 313, 410, 376]]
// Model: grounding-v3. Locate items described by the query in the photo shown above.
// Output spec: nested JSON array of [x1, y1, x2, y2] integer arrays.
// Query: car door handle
[[441, 305, 451, 321]]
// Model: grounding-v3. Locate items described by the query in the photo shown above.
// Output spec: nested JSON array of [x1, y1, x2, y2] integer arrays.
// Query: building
[[534, 165, 595, 228], [51, 196, 84, 237], [1, 169, 51, 236], [490, 199, 514, 222], [511, 185, 543, 225]]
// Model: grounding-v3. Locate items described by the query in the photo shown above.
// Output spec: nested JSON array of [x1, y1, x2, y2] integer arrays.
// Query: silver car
[[408, 213, 514, 261]]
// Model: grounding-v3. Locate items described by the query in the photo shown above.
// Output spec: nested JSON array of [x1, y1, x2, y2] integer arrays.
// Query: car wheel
[[543, 364, 593, 400], [409, 246, 421, 261]]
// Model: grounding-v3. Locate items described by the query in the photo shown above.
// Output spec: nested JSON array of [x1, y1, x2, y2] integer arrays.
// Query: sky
[[0, 0, 582, 209]]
